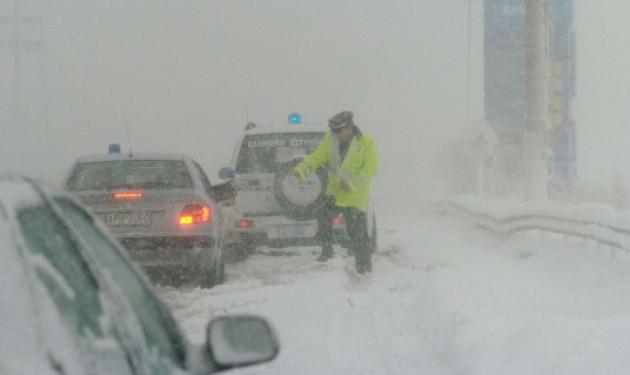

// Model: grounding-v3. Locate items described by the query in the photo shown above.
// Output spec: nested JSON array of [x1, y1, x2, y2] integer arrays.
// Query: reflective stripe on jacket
[[294, 132, 378, 212]]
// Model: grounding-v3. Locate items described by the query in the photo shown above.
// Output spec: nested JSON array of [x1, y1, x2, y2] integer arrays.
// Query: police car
[[62, 145, 226, 288], [219, 117, 377, 255]]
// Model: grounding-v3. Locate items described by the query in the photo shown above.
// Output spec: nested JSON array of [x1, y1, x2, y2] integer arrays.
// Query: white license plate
[[271, 224, 315, 239], [104, 212, 151, 226]]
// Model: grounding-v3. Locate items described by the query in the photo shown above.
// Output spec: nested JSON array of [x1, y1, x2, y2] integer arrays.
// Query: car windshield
[[66, 160, 193, 191], [236, 133, 324, 174]]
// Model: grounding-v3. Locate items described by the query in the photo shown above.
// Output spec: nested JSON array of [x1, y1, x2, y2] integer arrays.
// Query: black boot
[[364, 256, 372, 273], [317, 246, 333, 262], [356, 260, 366, 274], [355, 248, 371, 274]]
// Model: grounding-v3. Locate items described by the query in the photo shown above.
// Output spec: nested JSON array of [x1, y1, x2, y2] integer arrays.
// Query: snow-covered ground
[[158, 214, 630, 375]]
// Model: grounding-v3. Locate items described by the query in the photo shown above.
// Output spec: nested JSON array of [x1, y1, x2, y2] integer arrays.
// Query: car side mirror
[[219, 167, 235, 180], [206, 315, 279, 370]]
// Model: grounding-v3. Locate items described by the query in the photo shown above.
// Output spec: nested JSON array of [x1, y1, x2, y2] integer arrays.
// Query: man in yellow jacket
[[293, 111, 378, 274]]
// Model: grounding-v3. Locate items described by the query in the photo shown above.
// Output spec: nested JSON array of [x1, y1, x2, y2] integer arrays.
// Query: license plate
[[104, 212, 151, 226], [271, 224, 315, 239]]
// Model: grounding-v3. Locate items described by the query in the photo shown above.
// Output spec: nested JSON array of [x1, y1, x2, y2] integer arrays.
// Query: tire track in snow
[[158, 216, 474, 374]]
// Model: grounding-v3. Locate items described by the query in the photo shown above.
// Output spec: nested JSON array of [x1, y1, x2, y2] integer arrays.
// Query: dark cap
[[328, 111, 354, 130]]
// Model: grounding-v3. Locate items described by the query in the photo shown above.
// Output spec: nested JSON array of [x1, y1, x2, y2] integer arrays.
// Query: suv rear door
[[234, 132, 324, 215]]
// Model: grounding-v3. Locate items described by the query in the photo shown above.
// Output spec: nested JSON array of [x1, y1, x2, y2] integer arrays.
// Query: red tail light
[[113, 191, 143, 200], [178, 204, 212, 226], [331, 214, 344, 226], [235, 219, 254, 229]]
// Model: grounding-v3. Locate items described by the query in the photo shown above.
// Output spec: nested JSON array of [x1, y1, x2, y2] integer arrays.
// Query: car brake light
[[331, 214, 344, 226], [178, 204, 212, 226], [235, 219, 254, 229], [113, 191, 143, 200]]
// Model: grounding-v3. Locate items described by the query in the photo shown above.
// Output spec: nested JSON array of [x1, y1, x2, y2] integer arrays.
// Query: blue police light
[[108, 143, 121, 154], [288, 113, 301, 125]]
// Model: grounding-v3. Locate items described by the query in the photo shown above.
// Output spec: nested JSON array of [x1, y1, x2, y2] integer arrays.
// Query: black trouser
[[315, 197, 372, 273]]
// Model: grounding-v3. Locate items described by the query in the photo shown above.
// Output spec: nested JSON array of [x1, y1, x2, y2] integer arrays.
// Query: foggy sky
[[575, 1, 630, 186], [1, 1, 628, 213]]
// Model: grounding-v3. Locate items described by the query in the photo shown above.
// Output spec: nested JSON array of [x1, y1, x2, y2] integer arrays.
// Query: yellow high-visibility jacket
[[294, 132, 378, 212]]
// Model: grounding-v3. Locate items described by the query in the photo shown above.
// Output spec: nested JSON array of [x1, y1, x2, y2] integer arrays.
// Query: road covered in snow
[[158, 214, 630, 375]]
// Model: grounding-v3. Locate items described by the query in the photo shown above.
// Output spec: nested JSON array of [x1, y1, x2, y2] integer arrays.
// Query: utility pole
[[13, 0, 20, 130], [466, 0, 472, 132], [524, 0, 550, 200], [466, 0, 484, 197], [10, 1, 44, 128], [3, 1, 48, 181]]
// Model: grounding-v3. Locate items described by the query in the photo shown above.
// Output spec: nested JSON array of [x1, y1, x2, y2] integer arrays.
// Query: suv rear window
[[66, 160, 193, 191], [236, 133, 324, 174]]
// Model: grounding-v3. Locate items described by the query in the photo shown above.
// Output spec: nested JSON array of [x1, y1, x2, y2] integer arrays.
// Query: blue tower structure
[[484, 0, 576, 196]]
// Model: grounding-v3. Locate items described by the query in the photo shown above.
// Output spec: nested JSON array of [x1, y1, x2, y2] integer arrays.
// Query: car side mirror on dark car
[[218, 167, 235, 181], [206, 315, 279, 371]]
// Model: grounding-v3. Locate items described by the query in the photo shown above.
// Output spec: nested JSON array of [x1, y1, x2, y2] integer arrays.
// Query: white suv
[[219, 124, 376, 256]]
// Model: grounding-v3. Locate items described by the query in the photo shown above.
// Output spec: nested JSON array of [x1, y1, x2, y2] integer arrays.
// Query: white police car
[[62, 147, 226, 288], [219, 119, 376, 256]]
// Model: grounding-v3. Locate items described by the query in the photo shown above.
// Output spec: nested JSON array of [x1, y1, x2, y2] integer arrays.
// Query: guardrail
[[440, 197, 630, 253]]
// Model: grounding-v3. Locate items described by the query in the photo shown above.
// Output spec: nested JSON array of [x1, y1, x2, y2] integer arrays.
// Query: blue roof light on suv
[[288, 113, 301, 125]]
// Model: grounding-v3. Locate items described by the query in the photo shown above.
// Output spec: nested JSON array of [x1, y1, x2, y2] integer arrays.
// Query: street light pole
[[466, 0, 484, 196], [524, 0, 550, 200]]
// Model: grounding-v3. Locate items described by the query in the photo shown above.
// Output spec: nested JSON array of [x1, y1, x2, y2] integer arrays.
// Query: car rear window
[[66, 160, 193, 191], [236, 132, 324, 174]]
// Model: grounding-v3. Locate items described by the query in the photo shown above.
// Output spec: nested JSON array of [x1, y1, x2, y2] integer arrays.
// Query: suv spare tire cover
[[274, 158, 328, 221]]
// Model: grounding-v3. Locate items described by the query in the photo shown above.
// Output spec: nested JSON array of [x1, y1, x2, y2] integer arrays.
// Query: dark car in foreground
[[0, 177, 278, 374], [63, 152, 226, 287]]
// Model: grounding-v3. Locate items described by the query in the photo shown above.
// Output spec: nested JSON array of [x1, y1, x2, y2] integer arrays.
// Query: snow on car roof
[[244, 124, 328, 136], [75, 152, 188, 163], [0, 177, 44, 211]]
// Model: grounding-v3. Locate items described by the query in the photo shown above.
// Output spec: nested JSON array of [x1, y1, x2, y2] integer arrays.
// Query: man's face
[[334, 126, 353, 142]]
